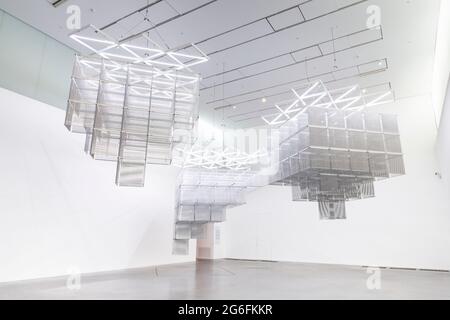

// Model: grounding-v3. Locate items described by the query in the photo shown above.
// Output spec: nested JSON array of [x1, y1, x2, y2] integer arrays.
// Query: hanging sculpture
[[172, 139, 270, 255], [268, 81, 405, 219], [65, 55, 200, 186], [60, 8, 407, 257], [64, 20, 209, 186], [172, 168, 263, 254]]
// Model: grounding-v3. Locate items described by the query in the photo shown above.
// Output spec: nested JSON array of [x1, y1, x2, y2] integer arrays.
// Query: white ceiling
[[0, 0, 441, 127]]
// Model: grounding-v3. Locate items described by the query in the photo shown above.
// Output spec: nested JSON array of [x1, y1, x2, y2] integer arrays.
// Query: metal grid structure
[[173, 168, 266, 255], [270, 104, 405, 219], [65, 55, 200, 186], [262, 80, 395, 126], [267, 81, 404, 219], [173, 145, 268, 171], [70, 24, 209, 72]]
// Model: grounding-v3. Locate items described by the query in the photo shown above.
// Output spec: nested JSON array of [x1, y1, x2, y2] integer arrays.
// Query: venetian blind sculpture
[[65, 55, 200, 186], [172, 144, 269, 255], [173, 169, 247, 254], [269, 82, 405, 219]]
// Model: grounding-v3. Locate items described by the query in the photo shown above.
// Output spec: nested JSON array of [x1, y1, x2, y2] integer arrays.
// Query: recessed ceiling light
[[262, 97, 267, 103], [232, 106, 237, 109]]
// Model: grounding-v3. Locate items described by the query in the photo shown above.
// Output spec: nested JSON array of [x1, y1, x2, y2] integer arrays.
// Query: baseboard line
[[0, 260, 196, 287], [225, 258, 278, 263], [224, 258, 450, 273], [363, 266, 450, 273]]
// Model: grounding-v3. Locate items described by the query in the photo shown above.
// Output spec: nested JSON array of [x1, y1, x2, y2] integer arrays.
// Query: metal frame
[[65, 55, 200, 186]]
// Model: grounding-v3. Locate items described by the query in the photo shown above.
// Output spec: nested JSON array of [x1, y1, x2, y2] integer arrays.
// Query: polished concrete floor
[[1, 259, 450, 300]]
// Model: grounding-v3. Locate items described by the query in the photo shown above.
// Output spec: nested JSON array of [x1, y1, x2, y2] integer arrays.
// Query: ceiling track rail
[[117, 0, 219, 44], [210, 58, 389, 110], [99, 0, 164, 31], [203, 26, 383, 81], [201, 29, 384, 91], [177, 0, 374, 81], [98, 0, 367, 56], [192, 0, 369, 57]]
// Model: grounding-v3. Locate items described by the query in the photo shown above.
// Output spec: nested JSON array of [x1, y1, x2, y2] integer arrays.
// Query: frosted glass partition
[[0, 9, 75, 110]]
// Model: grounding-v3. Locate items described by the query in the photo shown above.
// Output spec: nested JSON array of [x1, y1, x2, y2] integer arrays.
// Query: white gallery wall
[[434, 0, 450, 205], [437, 79, 450, 206], [225, 93, 450, 270], [431, 0, 450, 124], [0, 88, 195, 283]]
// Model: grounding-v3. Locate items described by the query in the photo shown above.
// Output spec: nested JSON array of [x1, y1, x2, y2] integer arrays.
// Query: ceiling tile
[[267, 7, 304, 31], [196, 19, 272, 55], [291, 46, 322, 62]]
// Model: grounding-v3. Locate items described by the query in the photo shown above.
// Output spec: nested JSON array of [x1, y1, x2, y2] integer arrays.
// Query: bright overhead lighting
[[69, 24, 209, 71], [174, 145, 267, 171], [262, 97, 267, 103], [261, 81, 395, 126], [65, 55, 200, 187]]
